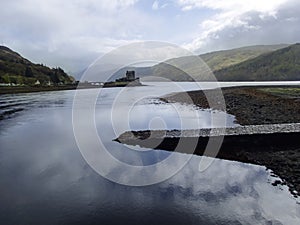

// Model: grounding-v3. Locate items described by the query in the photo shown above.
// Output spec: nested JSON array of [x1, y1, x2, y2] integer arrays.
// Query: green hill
[[125, 44, 288, 81], [215, 44, 300, 81], [200, 44, 288, 71], [111, 45, 288, 81], [0, 46, 74, 85], [151, 56, 209, 81]]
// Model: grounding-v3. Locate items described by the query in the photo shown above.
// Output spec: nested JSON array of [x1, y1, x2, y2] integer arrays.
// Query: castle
[[116, 71, 139, 82]]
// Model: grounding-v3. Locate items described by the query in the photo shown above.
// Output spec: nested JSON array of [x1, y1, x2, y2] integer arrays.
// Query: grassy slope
[[0, 46, 74, 85], [148, 44, 289, 81], [215, 44, 300, 81], [201, 44, 288, 71], [111, 44, 288, 81]]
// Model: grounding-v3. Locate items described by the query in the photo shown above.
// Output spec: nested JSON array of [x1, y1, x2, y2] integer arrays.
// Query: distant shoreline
[[0, 81, 144, 95], [0, 85, 79, 95]]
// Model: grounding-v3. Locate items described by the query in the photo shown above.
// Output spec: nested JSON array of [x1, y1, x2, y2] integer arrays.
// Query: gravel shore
[[157, 86, 300, 196], [161, 86, 300, 125]]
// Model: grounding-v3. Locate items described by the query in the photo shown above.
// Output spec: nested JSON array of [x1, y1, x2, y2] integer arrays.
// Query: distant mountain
[[111, 44, 289, 81], [215, 44, 300, 81], [0, 46, 74, 85]]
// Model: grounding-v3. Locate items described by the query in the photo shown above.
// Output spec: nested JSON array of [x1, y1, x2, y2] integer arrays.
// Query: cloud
[[177, 0, 287, 13], [152, 0, 168, 10], [0, 0, 159, 75], [177, 0, 298, 52], [1, 0, 300, 77], [152, 0, 159, 10]]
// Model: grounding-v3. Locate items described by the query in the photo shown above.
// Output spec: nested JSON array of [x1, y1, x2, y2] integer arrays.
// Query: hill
[[111, 44, 288, 81], [200, 44, 288, 71], [215, 44, 300, 81], [0, 46, 74, 85]]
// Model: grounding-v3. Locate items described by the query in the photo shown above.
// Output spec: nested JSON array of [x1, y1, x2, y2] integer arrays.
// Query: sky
[[1, 0, 300, 76]]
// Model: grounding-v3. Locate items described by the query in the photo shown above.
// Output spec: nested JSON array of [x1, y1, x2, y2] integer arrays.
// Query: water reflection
[[0, 82, 299, 224]]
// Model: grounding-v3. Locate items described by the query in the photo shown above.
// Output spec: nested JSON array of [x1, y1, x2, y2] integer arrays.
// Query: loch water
[[0, 82, 300, 225]]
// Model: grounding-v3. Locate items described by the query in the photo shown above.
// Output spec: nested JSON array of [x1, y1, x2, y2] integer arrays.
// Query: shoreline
[[162, 86, 300, 196], [160, 85, 300, 125], [0, 85, 81, 95], [117, 86, 300, 197], [0, 81, 144, 95], [116, 127, 300, 197]]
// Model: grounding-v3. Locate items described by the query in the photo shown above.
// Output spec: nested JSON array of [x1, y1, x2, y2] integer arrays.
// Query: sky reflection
[[0, 82, 299, 224]]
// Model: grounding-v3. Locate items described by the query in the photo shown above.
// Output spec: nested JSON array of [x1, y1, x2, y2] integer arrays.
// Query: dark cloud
[[194, 0, 300, 53]]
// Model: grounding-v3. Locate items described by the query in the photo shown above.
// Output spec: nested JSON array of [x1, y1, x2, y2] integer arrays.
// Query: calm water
[[0, 82, 300, 225]]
